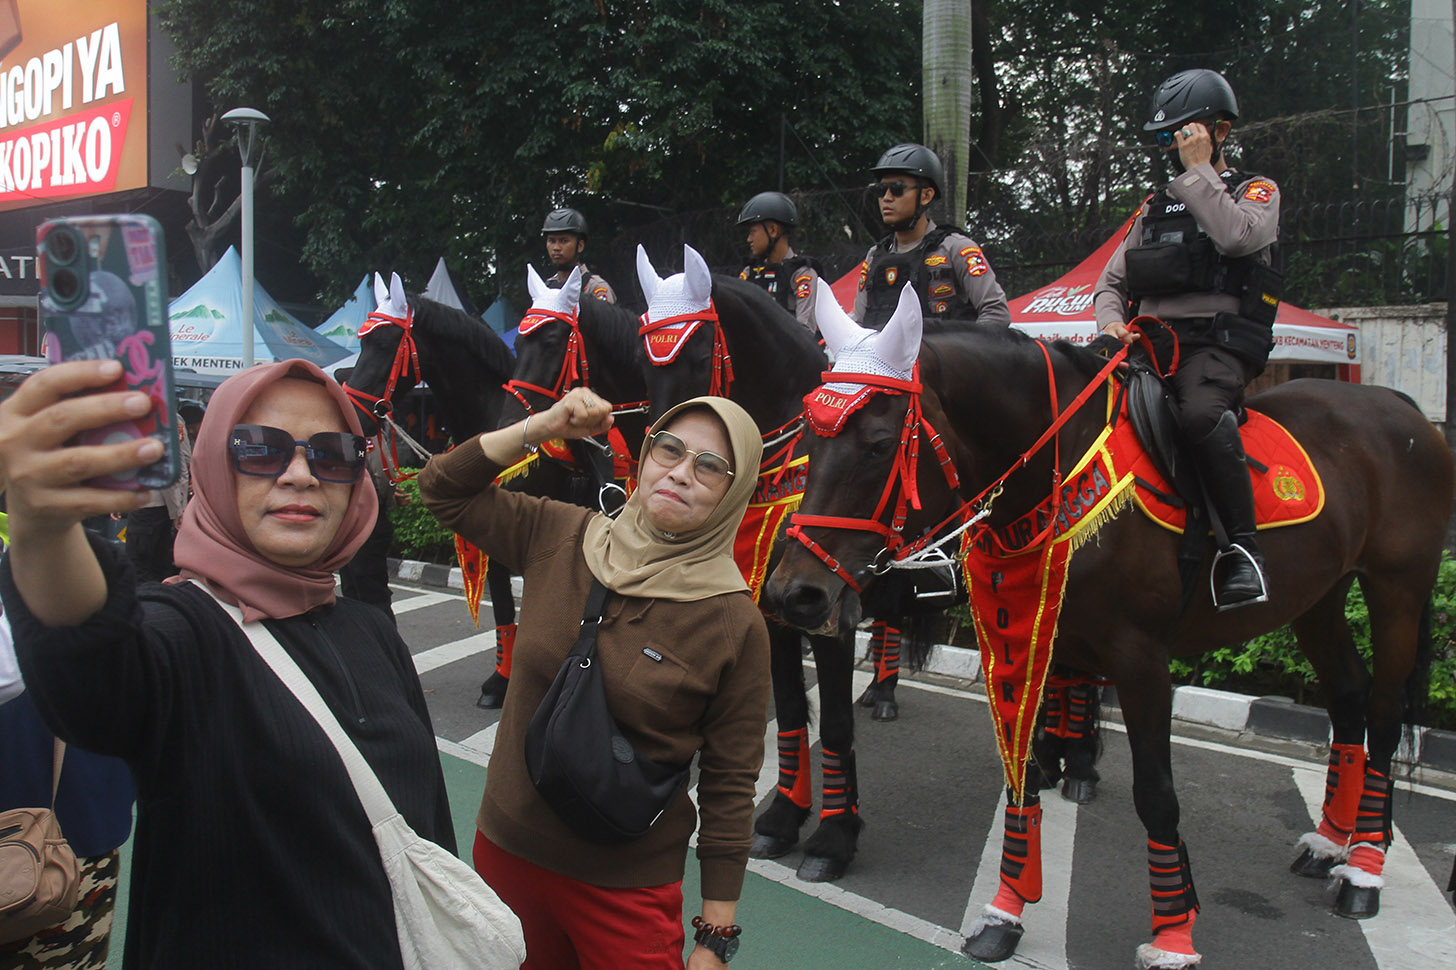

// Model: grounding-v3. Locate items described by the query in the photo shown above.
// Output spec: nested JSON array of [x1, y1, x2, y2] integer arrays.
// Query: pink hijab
[[169, 360, 378, 621]]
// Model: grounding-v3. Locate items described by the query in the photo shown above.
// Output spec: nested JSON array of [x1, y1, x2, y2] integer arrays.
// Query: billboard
[[0, 0, 150, 212]]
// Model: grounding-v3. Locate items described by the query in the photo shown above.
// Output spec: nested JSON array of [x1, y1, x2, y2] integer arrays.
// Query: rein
[[344, 307, 426, 483], [638, 303, 734, 398], [787, 342, 1131, 592]]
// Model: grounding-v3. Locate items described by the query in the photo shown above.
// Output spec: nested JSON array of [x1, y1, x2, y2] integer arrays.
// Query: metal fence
[[590, 188, 1450, 311]]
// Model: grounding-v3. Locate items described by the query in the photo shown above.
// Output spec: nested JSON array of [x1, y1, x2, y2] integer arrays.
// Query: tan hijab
[[581, 396, 762, 601]]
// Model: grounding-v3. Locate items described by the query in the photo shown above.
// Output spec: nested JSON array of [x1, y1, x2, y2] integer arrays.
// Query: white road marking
[[392, 589, 457, 614], [1293, 769, 1456, 967], [412, 632, 494, 675]]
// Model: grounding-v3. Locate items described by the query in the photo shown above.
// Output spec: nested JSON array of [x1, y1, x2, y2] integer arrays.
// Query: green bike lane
[[106, 749, 979, 969]]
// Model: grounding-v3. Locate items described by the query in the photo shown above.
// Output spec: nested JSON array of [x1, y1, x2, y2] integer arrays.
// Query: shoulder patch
[[739, 268, 749, 280], [794, 273, 813, 300], [1243, 180, 1275, 203], [924, 254, 948, 267], [960, 245, 989, 277], [857, 259, 869, 291], [591, 286, 610, 299], [931, 282, 954, 297]]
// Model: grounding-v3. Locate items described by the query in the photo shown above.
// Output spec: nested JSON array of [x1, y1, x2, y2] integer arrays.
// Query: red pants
[[474, 831, 686, 970]]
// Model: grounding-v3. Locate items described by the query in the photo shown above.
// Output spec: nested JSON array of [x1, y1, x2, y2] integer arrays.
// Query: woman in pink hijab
[[0, 358, 456, 969]]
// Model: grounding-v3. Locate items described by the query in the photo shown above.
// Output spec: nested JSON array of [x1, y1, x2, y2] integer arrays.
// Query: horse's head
[[343, 271, 416, 435], [499, 265, 586, 428], [764, 284, 961, 632], [635, 244, 725, 420]]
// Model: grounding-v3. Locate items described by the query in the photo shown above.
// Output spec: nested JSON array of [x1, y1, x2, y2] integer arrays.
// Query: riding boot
[[1192, 410, 1268, 611]]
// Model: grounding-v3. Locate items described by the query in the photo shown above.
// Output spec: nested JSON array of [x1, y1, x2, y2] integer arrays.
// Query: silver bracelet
[[521, 415, 538, 454]]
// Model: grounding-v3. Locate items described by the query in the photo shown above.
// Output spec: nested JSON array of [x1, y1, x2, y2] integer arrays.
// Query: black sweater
[[1, 536, 455, 970]]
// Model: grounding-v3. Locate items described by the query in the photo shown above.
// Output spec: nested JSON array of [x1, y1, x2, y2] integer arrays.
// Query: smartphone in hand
[[37, 215, 180, 489]]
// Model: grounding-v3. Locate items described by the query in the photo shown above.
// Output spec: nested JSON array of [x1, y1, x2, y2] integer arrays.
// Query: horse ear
[[373, 272, 389, 308], [814, 276, 870, 359], [873, 281, 924, 373], [562, 266, 584, 314], [526, 264, 549, 306], [636, 245, 662, 304], [682, 245, 712, 307], [389, 272, 407, 316]]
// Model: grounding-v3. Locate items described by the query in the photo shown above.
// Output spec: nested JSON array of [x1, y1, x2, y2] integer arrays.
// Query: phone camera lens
[[50, 268, 82, 304], [47, 227, 81, 266]]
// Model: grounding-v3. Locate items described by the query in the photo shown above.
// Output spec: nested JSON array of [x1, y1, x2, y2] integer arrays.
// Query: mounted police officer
[[852, 142, 1010, 329], [541, 207, 617, 303], [736, 191, 821, 332], [1095, 69, 1282, 611]]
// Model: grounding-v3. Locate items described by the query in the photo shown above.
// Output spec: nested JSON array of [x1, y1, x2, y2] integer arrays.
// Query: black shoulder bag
[[524, 580, 691, 844]]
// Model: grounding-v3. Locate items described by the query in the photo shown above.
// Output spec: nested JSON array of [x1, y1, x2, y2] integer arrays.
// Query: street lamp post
[[221, 107, 270, 369]]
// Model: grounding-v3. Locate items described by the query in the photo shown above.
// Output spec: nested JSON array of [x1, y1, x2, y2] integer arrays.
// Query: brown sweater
[[419, 444, 771, 900]]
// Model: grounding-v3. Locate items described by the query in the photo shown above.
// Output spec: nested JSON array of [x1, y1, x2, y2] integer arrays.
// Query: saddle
[[1113, 364, 1324, 604]]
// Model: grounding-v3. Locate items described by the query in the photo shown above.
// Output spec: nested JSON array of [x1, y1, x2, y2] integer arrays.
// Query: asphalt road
[[398, 579, 1456, 970]]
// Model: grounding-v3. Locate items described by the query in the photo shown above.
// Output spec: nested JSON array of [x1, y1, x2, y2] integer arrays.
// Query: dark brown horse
[[763, 288, 1453, 967], [633, 244, 931, 881]]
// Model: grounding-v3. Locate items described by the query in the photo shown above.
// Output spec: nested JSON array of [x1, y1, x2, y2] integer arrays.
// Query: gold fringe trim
[[492, 452, 539, 487], [1068, 487, 1132, 553]]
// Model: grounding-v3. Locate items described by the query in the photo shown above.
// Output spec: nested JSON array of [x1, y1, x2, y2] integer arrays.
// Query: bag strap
[[188, 582, 398, 826], [50, 738, 66, 810], [566, 580, 611, 661]]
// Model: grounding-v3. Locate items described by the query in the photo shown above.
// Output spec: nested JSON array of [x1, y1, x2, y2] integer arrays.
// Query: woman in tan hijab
[[420, 386, 770, 970], [0, 358, 457, 968]]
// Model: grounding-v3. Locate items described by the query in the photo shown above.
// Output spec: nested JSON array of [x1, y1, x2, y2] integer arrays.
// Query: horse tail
[[900, 613, 939, 672]]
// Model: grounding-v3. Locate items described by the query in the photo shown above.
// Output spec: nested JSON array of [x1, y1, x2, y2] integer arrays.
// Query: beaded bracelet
[[691, 916, 742, 939]]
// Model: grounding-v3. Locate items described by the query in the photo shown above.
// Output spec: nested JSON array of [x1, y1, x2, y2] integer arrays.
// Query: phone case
[[38, 215, 180, 489]]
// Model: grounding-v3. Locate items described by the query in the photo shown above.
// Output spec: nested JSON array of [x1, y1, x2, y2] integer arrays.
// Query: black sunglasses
[[228, 424, 368, 483], [873, 180, 914, 199], [1154, 120, 1213, 148], [647, 430, 734, 487]]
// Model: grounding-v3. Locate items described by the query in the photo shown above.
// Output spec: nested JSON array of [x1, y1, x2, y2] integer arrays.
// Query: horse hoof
[[797, 853, 850, 882], [962, 918, 1023, 962], [476, 677, 508, 709], [749, 833, 798, 859], [1060, 776, 1097, 804], [1335, 881, 1380, 919], [871, 699, 899, 721], [857, 683, 879, 707], [1289, 847, 1338, 878]]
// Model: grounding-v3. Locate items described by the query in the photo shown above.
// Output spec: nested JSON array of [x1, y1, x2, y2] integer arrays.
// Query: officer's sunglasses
[[1154, 120, 1212, 148], [228, 424, 369, 483], [873, 180, 914, 199]]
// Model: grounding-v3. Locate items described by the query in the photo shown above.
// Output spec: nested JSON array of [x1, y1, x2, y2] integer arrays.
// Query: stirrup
[[1209, 544, 1268, 611]]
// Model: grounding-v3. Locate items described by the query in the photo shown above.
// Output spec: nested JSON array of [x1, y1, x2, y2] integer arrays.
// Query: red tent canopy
[[830, 213, 1361, 380]]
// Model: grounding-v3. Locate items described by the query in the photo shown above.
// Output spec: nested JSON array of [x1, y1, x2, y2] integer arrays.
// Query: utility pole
[[922, 0, 973, 223], [1446, 0, 1456, 549]]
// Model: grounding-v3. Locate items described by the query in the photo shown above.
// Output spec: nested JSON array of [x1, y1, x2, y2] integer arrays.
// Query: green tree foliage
[[157, 0, 924, 306]]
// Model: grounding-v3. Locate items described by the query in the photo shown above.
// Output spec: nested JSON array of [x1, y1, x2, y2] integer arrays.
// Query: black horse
[[342, 272, 530, 707], [765, 289, 1452, 966], [632, 245, 930, 882]]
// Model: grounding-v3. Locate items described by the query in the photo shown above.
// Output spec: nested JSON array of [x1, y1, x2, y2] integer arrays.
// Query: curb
[[389, 557, 1456, 774]]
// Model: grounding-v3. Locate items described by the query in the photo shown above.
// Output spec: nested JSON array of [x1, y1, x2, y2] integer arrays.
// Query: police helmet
[[735, 191, 798, 228], [541, 208, 589, 238], [1144, 69, 1239, 131], [870, 143, 944, 196]]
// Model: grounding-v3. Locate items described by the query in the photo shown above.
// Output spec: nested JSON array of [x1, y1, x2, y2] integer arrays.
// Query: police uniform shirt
[[852, 220, 1011, 327], [550, 268, 618, 304], [1094, 164, 1279, 328], [738, 247, 819, 332]]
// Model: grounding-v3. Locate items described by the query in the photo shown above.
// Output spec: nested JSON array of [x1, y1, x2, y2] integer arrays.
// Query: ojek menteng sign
[[0, 0, 150, 212]]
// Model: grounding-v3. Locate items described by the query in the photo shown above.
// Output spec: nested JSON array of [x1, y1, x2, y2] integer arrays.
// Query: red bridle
[[342, 306, 422, 482], [785, 364, 960, 594], [638, 302, 734, 398], [503, 308, 590, 414]]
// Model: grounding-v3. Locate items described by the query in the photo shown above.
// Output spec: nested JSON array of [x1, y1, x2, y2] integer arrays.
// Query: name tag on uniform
[[642, 648, 663, 662]]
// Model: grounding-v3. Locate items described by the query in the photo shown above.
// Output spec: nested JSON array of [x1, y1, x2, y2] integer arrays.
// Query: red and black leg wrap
[[775, 728, 813, 810], [1063, 682, 1097, 740], [1316, 742, 1365, 844], [819, 746, 859, 819], [1351, 765, 1393, 847], [1148, 838, 1199, 955], [870, 622, 901, 685], [494, 623, 517, 678], [991, 795, 1044, 916]]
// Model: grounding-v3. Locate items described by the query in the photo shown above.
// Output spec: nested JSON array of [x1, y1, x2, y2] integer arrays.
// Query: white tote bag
[[202, 586, 526, 970]]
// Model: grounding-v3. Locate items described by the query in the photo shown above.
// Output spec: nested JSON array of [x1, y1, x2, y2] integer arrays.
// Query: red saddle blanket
[[1114, 402, 1325, 533]]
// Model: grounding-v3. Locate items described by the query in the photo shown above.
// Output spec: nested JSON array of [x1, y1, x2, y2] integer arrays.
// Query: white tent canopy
[[168, 247, 351, 376]]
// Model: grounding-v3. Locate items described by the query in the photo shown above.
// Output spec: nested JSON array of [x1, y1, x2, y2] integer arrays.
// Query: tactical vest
[[1125, 170, 1280, 324], [862, 226, 975, 330], [741, 255, 820, 312]]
